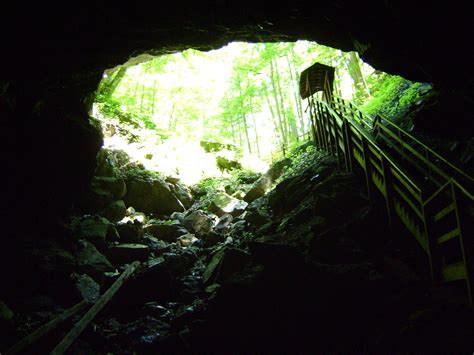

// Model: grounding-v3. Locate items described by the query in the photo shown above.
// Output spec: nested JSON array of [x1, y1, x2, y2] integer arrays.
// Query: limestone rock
[[245, 209, 271, 230], [214, 214, 233, 232], [170, 182, 194, 209], [142, 235, 171, 255], [92, 176, 127, 199], [143, 221, 187, 242], [107, 244, 150, 265], [161, 250, 198, 277], [203, 246, 250, 285], [122, 210, 147, 224], [177, 233, 199, 248], [71, 273, 100, 302], [100, 200, 127, 222], [232, 190, 246, 199], [71, 215, 112, 251], [75, 240, 114, 277], [182, 210, 214, 237], [209, 192, 248, 217], [124, 177, 185, 215], [243, 175, 272, 203], [78, 187, 113, 212], [116, 220, 144, 243]]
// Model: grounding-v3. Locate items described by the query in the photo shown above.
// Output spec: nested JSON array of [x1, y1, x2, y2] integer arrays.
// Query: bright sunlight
[[92, 41, 378, 184]]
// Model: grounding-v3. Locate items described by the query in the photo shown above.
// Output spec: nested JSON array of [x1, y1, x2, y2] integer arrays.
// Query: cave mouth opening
[[90, 40, 394, 186]]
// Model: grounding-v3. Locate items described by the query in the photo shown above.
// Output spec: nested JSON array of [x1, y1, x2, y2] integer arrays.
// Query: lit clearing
[[92, 41, 381, 185]]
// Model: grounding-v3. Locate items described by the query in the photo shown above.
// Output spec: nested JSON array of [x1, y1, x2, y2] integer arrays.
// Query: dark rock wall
[[1, 1, 472, 245]]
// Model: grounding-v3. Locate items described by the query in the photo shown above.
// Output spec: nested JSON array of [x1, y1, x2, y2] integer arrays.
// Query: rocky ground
[[1, 144, 474, 354]]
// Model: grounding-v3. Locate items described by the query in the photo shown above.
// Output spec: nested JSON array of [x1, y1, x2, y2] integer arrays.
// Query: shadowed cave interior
[[1, 2, 473, 353]]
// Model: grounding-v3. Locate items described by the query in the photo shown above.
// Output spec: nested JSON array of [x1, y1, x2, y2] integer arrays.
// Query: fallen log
[[50, 261, 141, 355], [5, 300, 90, 354]]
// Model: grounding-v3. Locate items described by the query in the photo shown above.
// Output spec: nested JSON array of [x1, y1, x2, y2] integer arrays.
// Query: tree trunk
[[264, 85, 284, 149], [286, 55, 305, 134], [269, 59, 287, 147], [98, 66, 127, 98], [249, 100, 261, 158], [150, 79, 156, 118], [241, 112, 252, 154], [139, 62, 150, 114], [346, 51, 370, 101]]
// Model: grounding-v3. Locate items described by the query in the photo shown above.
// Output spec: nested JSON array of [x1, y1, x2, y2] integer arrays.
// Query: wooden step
[[442, 261, 466, 282]]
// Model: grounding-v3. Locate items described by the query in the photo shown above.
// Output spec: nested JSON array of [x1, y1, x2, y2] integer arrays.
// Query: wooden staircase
[[300, 62, 474, 304]]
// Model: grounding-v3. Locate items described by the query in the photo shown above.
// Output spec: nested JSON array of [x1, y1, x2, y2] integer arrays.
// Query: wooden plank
[[442, 261, 466, 282], [372, 170, 386, 197], [351, 136, 363, 151], [393, 184, 424, 220], [5, 300, 90, 354], [437, 228, 460, 244], [390, 167, 422, 203], [433, 203, 455, 222], [368, 143, 381, 159], [394, 199, 428, 251], [377, 123, 448, 181], [50, 261, 141, 355], [369, 157, 383, 175]]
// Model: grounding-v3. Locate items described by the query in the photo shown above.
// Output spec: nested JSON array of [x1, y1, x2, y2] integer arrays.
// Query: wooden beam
[[5, 300, 90, 354], [50, 261, 141, 355]]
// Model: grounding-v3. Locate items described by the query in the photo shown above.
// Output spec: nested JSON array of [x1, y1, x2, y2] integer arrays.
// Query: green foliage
[[192, 177, 225, 210], [363, 75, 433, 122], [94, 41, 374, 162], [279, 141, 325, 180]]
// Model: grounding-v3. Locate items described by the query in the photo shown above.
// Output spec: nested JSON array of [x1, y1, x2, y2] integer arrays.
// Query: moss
[[363, 75, 434, 126]]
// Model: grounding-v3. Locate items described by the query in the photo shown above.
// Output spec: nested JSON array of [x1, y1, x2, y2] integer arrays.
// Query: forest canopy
[[93, 41, 429, 184]]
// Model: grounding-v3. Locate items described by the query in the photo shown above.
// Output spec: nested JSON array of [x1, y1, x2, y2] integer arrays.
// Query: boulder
[[161, 250, 198, 277], [100, 200, 127, 222], [201, 231, 223, 247], [209, 192, 248, 217], [71, 215, 112, 251], [122, 210, 147, 224], [124, 178, 185, 215], [71, 273, 100, 302], [166, 175, 181, 184], [116, 220, 144, 243], [177, 233, 199, 248], [266, 157, 291, 181], [92, 176, 127, 199], [243, 175, 272, 203], [182, 211, 214, 237], [107, 244, 150, 265], [170, 182, 193, 209], [75, 240, 114, 277], [78, 187, 113, 212], [143, 221, 187, 242], [142, 235, 171, 255], [203, 246, 250, 285], [118, 257, 178, 305], [232, 190, 246, 199], [214, 214, 233, 232], [245, 209, 271, 230]]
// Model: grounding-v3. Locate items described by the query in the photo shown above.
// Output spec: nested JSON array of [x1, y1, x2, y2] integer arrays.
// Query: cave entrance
[[91, 41, 395, 185]]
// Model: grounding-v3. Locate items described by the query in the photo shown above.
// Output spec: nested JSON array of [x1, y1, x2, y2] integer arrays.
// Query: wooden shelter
[[299, 62, 335, 100]]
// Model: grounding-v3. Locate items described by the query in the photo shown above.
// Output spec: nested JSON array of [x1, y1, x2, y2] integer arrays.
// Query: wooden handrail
[[305, 92, 473, 304]]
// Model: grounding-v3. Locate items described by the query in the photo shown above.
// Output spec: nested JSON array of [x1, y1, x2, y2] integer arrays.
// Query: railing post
[[343, 119, 353, 173], [452, 182, 474, 305], [362, 138, 375, 200], [421, 192, 440, 285], [381, 155, 395, 228]]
